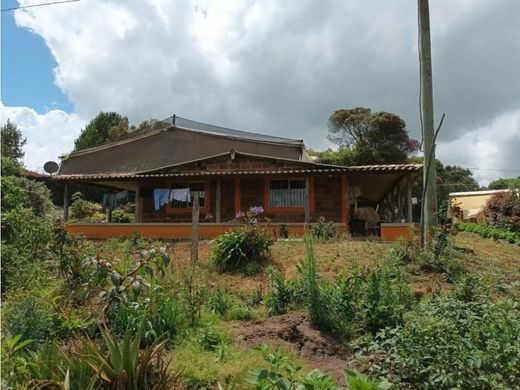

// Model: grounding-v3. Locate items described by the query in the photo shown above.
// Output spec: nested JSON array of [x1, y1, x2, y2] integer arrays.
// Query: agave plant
[[80, 324, 172, 389]]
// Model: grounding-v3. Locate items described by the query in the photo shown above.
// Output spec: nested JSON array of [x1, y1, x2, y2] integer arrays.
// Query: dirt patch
[[232, 313, 360, 383]]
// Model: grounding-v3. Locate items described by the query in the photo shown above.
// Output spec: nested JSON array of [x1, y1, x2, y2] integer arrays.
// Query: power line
[[1, 0, 80, 12]]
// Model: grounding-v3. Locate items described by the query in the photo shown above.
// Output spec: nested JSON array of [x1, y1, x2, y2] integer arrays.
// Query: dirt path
[[232, 313, 360, 383]]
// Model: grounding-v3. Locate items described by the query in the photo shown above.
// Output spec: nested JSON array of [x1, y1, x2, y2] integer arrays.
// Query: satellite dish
[[43, 161, 59, 174]]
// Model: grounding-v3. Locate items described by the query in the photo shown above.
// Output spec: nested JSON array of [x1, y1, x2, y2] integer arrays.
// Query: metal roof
[[54, 164, 422, 181], [173, 116, 303, 145]]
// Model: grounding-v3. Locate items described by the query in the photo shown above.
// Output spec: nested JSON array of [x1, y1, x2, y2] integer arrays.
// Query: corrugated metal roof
[[54, 164, 422, 180], [174, 116, 303, 145]]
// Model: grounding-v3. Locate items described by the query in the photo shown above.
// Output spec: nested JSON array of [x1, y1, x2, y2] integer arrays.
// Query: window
[[269, 179, 307, 208], [170, 182, 205, 208]]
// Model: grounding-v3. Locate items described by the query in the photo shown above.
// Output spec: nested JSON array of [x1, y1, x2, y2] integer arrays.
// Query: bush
[[2, 289, 62, 342], [484, 191, 520, 233], [298, 238, 413, 339], [1, 175, 53, 216], [311, 217, 338, 240], [207, 290, 254, 320], [456, 221, 520, 245], [370, 298, 520, 389], [266, 267, 293, 316], [69, 193, 103, 221], [112, 208, 134, 223], [212, 229, 273, 273], [111, 293, 185, 347]]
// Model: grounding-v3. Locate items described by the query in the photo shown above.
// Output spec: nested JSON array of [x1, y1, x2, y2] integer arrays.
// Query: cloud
[[437, 108, 520, 185], [7, 0, 520, 180], [1, 102, 87, 171]]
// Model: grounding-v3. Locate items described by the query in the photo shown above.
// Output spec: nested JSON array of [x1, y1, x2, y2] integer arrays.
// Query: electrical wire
[[1, 0, 80, 12]]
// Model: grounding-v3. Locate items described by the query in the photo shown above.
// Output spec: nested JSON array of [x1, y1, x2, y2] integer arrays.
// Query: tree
[[74, 112, 129, 151], [437, 164, 480, 204], [488, 177, 520, 190], [327, 107, 419, 164], [1, 119, 26, 162]]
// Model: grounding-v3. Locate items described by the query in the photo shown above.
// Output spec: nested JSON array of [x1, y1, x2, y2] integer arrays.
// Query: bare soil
[[232, 312, 360, 383]]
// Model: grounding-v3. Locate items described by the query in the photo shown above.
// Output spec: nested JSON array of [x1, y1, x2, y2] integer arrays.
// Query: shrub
[[298, 238, 413, 339], [484, 191, 520, 233], [370, 298, 520, 389], [1, 175, 53, 216], [2, 289, 62, 342], [249, 346, 347, 389], [207, 289, 254, 320], [112, 208, 134, 223], [80, 324, 180, 389], [266, 267, 293, 316], [69, 193, 103, 221], [456, 221, 520, 245], [111, 293, 185, 347], [212, 229, 273, 273], [311, 217, 338, 240]]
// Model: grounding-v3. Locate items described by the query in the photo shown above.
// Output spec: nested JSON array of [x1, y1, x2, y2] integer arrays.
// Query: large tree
[[74, 112, 129, 151], [1, 119, 26, 162], [488, 177, 520, 190], [327, 107, 419, 164]]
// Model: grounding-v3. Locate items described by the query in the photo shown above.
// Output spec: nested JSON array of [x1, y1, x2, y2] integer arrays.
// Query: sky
[[1, 0, 519, 185]]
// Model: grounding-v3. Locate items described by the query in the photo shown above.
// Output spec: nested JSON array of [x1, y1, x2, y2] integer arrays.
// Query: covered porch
[[58, 164, 422, 241]]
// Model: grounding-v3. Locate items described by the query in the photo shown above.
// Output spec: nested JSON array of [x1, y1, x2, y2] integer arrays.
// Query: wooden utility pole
[[418, 0, 437, 246], [191, 191, 200, 264]]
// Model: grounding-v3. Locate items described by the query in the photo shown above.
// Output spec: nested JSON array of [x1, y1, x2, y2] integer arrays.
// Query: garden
[[2, 161, 520, 389]]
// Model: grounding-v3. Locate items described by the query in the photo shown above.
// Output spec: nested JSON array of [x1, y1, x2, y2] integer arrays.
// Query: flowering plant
[[235, 206, 266, 225]]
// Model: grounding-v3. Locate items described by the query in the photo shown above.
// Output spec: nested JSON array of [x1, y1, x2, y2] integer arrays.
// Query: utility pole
[[418, 0, 437, 246]]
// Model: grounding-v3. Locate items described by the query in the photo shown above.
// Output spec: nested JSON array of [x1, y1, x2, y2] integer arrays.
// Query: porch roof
[[54, 163, 421, 180]]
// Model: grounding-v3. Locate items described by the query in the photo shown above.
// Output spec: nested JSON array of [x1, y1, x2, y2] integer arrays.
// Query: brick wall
[[314, 175, 342, 222]]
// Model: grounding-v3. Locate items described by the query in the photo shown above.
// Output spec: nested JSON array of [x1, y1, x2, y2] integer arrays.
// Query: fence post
[[191, 191, 200, 264]]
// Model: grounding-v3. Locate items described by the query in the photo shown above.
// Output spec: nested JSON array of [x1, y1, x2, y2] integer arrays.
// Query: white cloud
[[437, 108, 520, 185], [5, 0, 520, 182], [1, 102, 87, 171]]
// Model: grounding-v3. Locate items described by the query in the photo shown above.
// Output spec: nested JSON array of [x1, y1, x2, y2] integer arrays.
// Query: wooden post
[[215, 179, 221, 223], [407, 175, 413, 223], [340, 176, 349, 225], [234, 178, 241, 215], [63, 183, 69, 222], [135, 186, 141, 223], [304, 177, 310, 223], [397, 185, 402, 221], [419, 0, 438, 245], [191, 191, 199, 264]]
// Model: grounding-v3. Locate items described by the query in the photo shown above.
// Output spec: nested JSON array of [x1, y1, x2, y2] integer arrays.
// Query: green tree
[[74, 112, 129, 151], [328, 107, 419, 165], [488, 176, 520, 190], [437, 164, 480, 204], [1, 119, 26, 162], [327, 107, 419, 164]]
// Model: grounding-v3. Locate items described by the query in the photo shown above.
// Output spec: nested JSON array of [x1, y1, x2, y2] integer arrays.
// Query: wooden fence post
[[191, 191, 200, 264]]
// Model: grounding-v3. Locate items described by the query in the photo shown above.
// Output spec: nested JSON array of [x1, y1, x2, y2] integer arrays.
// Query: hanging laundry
[[153, 189, 170, 211], [114, 190, 129, 207], [170, 188, 191, 203], [102, 194, 115, 210]]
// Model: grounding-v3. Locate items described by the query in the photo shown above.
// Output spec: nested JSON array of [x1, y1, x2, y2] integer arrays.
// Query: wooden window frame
[[264, 177, 315, 213], [166, 179, 211, 213]]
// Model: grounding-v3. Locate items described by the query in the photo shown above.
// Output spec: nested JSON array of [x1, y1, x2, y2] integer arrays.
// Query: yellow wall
[[450, 192, 505, 222]]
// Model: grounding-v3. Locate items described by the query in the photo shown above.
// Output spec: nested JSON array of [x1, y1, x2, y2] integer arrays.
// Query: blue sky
[[1, 0, 72, 113]]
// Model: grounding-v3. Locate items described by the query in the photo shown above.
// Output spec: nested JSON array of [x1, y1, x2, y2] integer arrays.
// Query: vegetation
[[1, 119, 26, 161], [488, 176, 520, 190], [326, 107, 420, 164], [456, 222, 520, 245]]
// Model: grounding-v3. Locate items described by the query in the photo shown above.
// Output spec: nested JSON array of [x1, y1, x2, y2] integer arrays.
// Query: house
[[449, 189, 513, 222], [54, 115, 422, 239]]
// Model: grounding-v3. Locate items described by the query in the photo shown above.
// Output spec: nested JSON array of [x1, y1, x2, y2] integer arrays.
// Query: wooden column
[[191, 191, 200, 264], [407, 175, 413, 223], [215, 179, 221, 223], [234, 178, 241, 214], [340, 176, 349, 225], [134, 186, 141, 223], [305, 177, 310, 223], [63, 183, 69, 222]]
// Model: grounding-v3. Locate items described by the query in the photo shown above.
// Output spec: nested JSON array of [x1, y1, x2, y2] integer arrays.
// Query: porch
[[59, 165, 421, 241]]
